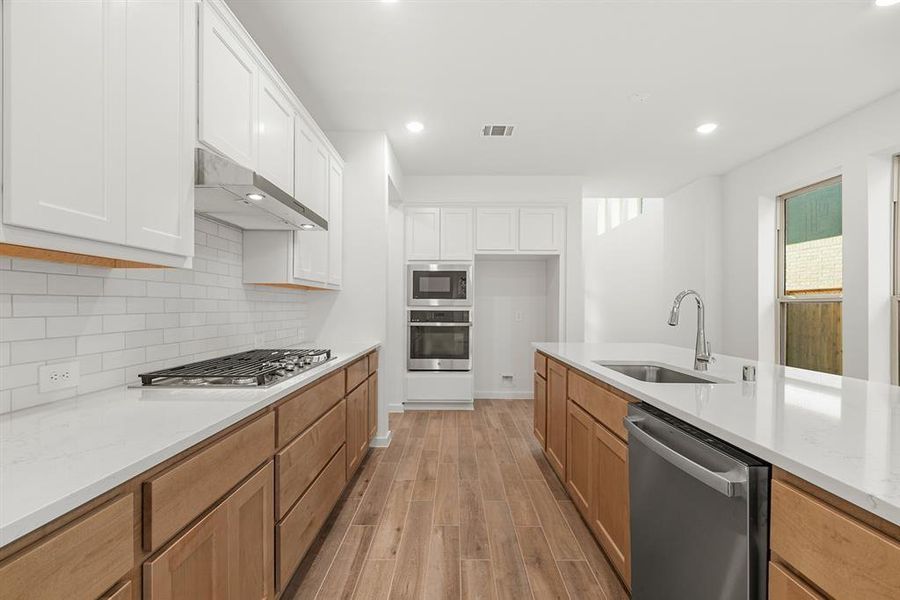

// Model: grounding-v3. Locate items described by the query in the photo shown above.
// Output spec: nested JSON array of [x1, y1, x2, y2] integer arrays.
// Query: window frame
[[776, 175, 843, 367], [892, 155, 900, 385]]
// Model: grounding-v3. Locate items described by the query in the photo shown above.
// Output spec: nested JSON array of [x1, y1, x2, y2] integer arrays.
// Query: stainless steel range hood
[[194, 148, 327, 231]]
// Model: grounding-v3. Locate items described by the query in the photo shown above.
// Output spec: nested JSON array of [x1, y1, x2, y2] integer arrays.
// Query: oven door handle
[[408, 322, 473, 327]]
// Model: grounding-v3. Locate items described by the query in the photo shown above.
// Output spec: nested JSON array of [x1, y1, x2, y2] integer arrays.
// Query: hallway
[[283, 399, 629, 600]]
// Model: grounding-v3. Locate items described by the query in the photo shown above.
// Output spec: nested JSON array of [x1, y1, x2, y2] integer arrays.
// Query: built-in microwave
[[407, 264, 472, 306], [408, 310, 472, 371]]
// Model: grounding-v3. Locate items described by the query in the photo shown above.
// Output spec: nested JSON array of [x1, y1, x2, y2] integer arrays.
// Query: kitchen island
[[533, 342, 900, 599]]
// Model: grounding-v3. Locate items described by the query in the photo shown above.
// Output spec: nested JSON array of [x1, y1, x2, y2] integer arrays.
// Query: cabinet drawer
[[144, 412, 275, 551], [368, 351, 378, 375], [277, 369, 344, 446], [534, 352, 547, 378], [276, 399, 346, 518], [769, 562, 823, 600], [99, 580, 132, 600], [568, 370, 631, 440], [346, 357, 368, 393], [277, 446, 347, 588], [771, 479, 900, 600], [0, 495, 134, 600]]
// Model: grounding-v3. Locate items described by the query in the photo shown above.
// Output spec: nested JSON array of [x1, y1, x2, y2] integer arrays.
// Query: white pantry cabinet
[[475, 207, 518, 252], [2, 0, 195, 267], [519, 207, 565, 252]]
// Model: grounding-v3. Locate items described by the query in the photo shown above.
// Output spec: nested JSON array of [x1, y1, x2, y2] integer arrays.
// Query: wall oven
[[408, 310, 472, 371], [407, 264, 472, 306]]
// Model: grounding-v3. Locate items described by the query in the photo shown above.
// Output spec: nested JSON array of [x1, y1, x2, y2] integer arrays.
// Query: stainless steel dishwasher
[[625, 403, 769, 600]]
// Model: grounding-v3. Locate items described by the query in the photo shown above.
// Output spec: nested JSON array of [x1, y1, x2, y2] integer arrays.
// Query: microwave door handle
[[407, 322, 473, 327]]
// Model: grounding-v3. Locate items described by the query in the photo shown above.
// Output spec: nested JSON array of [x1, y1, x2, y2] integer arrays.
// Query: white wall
[[0, 217, 308, 414], [403, 175, 585, 342], [721, 91, 900, 379], [473, 258, 551, 398], [583, 198, 666, 343], [305, 131, 394, 440]]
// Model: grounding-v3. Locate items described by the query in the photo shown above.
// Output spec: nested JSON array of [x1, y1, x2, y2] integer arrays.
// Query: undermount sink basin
[[594, 361, 728, 384]]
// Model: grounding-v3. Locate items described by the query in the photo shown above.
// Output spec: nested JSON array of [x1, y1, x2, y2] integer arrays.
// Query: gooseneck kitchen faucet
[[667, 290, 714, 371]]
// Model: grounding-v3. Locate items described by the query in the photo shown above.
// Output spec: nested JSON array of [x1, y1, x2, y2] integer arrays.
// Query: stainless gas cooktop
[[138, 348, 332, 387]]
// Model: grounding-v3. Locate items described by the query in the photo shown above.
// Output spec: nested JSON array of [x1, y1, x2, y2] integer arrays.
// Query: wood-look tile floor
[[282, 399, 629, 600]]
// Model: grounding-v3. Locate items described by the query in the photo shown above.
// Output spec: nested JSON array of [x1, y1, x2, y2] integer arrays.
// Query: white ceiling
[[227, 0, 900, 197]]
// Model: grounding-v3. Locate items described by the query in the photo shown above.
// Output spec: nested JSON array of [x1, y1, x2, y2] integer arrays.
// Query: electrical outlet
[[39, 362, 80, 393], [514, 311, 523, 322]]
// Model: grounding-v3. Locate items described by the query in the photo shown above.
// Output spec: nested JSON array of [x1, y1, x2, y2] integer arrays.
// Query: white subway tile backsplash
[[0, 218, 308, 413]]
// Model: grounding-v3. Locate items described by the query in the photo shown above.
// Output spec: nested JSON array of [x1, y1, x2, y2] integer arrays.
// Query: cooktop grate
[[138, 348, 330, 386]]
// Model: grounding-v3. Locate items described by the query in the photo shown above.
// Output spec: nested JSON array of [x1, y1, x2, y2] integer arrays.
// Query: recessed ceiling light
[[246, 193, 265, 201], [875, 0, 899, 6], [406, 121, 425, 133], [696, 122, 718, 135]]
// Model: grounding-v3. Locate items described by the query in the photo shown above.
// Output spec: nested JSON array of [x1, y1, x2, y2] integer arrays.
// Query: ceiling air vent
[[482, 124, 515, 137]]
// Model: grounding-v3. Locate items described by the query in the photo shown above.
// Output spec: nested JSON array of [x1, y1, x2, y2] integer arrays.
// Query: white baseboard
[[474, 391, 534, 400], [370, 430, 393, 448], [388, 402, 405, 413], [403, 400, 474, 411]]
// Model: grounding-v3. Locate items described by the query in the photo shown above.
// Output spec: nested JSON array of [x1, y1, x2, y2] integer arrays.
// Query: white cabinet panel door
[[199, 3, 257, 169], [327, 159, 343, 287], [257, 74, 294, 194], [406, 208, 441, 261], [4, 0, 126, 243], [475, 208, 518, 252], [125, 0, 195, 256], [293, 231, 328, 284], [519, 207, 564, 252], [294, 117, 318, 215], [440, 208, 473, 261]]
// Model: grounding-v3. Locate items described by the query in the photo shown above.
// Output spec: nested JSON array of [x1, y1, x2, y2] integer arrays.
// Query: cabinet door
[[545, 359, 567, 480], [533, 373, 547, 449], [294, 116, 324, 215], [406, 208, 441, 260], [519, 207, 564, 252], [293, 230, 328, 284], [257, 74, 294, 194], [327, 159, 343, 287], [591, 422, 631, 588], [566, 400, 593, 518], [4, 0, 126, 243], [144, 499, 230, 600], [346, 383, 366, 476], [475, 208, 518, 252], [227, 463, 275, 600], [199, 2, 257, 169], [367, 373, 378, 440], [125, 0, 195, 256], [440, 208, 474, 261]]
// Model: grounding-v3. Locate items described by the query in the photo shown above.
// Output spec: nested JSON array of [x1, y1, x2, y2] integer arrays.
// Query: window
[[893, 155, 900, 384], [777, 176, 843, 375], [595, 198, 646, 235]]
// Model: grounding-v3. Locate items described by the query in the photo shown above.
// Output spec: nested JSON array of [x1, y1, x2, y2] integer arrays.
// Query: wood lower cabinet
[[144, 462, 275, 600], [768, 562, 824, 600], [545, 358, 567, 480], [533, 372, 547, 448], [591, 421, 631, 588], [346, 380, 369, 476], [565, 399, 593, 517], [368, 372, 378, 440]]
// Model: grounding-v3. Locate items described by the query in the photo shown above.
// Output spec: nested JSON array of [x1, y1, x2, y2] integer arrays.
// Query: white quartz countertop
[[0, 341, 380, 547], [533, 342, 900, 526]]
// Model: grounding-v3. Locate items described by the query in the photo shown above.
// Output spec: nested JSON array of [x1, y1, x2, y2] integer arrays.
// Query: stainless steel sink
[[594, 362, 728, 384]]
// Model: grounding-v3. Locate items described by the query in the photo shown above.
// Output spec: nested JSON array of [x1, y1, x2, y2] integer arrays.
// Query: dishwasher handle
[[624, 416, 747, 498]]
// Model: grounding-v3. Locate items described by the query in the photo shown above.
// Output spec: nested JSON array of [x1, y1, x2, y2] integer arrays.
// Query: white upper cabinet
[[440, 208, 474, 261], [4, 0, 126, 244], [406, 208, 441, 261], [199, 1, 257, 169], [519, 207, 564, 252], [125, 0, 195, 257], [293, 229, 329, 284], [327, 159, 344, 286], [475, 208, 518, 252], [2, 0, 195, 264], [257, 74, 294, 194]]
